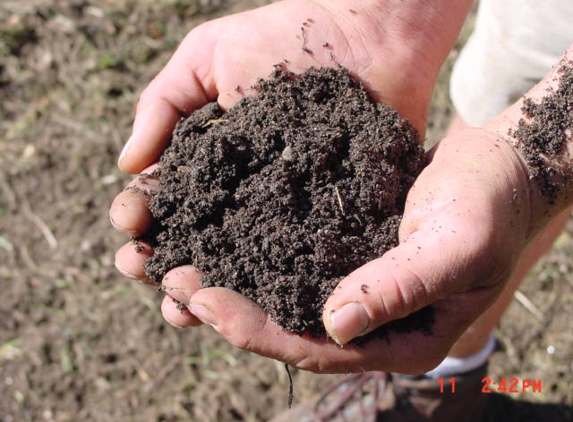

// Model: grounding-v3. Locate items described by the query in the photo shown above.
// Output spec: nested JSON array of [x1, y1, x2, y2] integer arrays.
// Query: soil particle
[[127, 185, 151, 197], [132, 239, 146, 254], [510, 60, 573, 201], [143, 66, 432, 338], [173, 298, 188, 312]]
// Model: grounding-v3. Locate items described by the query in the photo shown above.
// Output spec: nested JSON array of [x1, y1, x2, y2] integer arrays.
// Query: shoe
[[483, 392, 573, 422], [270, 364, 488, 422]]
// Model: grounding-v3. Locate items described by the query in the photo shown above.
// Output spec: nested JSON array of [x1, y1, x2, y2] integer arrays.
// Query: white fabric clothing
[[450, 0, 573, 126]]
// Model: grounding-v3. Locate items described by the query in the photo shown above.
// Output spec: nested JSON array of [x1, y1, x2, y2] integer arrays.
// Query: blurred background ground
[[0, 1, 571, 421]]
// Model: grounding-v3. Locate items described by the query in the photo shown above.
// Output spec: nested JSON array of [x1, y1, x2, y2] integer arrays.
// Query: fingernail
[[189, 303, 218, 328], [118, 135, 133, 169], [328, 302, 371, 345], [114, 261, 137, 279]]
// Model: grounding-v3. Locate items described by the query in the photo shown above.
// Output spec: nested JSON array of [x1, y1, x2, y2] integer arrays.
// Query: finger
[[161, 295, 201, 329], [322, 216, 499, 346], [189, 287, 346, 371], [161, 266, 204, 328], [114, 241, 155, 285], [118, 29, 215, 174], [189, 287, 451, 374], [109, 171, 159, 237]]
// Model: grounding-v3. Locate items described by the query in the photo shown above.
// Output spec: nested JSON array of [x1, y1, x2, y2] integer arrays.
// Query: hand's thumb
[[322, 232, 466, 346]]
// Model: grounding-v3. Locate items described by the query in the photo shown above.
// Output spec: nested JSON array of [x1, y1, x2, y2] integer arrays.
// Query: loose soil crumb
[[143, 66, 432, 338], [510, 60, 573, 200]]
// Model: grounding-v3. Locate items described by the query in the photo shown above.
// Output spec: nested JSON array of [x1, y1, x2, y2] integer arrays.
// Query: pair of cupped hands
[[109, 0, 567, 374]]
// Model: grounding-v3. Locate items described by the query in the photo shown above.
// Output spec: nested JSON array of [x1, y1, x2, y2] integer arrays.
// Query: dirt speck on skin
[[144, 66, 431, 338], [510, 61, 573, 200]]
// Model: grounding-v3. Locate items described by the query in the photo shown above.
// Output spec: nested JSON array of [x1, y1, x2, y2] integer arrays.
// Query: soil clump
[[143, 66, 431, 338]]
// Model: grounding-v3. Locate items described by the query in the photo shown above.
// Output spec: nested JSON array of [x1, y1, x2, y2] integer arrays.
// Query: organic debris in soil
[[143, 66, 432, 338]]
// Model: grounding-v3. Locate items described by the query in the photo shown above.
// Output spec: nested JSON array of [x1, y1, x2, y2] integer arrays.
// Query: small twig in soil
[[23, 203, 58, 250], [334, 185, 345, 215], [285, 363, 294, 408], [201, 118, 229, 128]]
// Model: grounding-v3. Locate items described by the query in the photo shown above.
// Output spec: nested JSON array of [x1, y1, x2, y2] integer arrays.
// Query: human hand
[[142, 127, 534, 375], [110, 0, 485, 374], [111, 129, 536, 374], [121, 50, 573, 375], [151, 84, 572, 373]]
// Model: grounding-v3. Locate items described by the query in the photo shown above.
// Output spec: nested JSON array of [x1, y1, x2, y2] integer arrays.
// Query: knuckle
[[291, 353, 330, 373], [225, 332, 253, 352]]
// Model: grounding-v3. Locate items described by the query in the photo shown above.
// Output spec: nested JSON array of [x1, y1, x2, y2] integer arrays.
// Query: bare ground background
[[0, 1, 571, 421]]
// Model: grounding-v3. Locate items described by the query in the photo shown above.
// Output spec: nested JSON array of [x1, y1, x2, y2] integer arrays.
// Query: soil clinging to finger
[[143, 66, 431, 338]]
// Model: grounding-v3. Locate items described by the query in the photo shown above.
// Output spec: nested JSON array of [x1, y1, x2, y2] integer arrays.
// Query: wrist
[[485, 46, 573, 234]]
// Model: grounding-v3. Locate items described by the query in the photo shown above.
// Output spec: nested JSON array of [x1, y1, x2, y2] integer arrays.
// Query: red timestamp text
[[481, 377, 542, 394], [437, 377, 542, 394]]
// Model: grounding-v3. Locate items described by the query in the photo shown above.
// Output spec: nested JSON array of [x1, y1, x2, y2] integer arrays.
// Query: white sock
[[424, 333, 496, 380]]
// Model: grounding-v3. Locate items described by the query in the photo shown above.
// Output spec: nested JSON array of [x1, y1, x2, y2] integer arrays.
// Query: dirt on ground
[[0, 1, 572, 422]]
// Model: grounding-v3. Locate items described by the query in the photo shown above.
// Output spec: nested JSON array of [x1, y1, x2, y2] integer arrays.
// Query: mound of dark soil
[[143, 66, 430, 337]]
